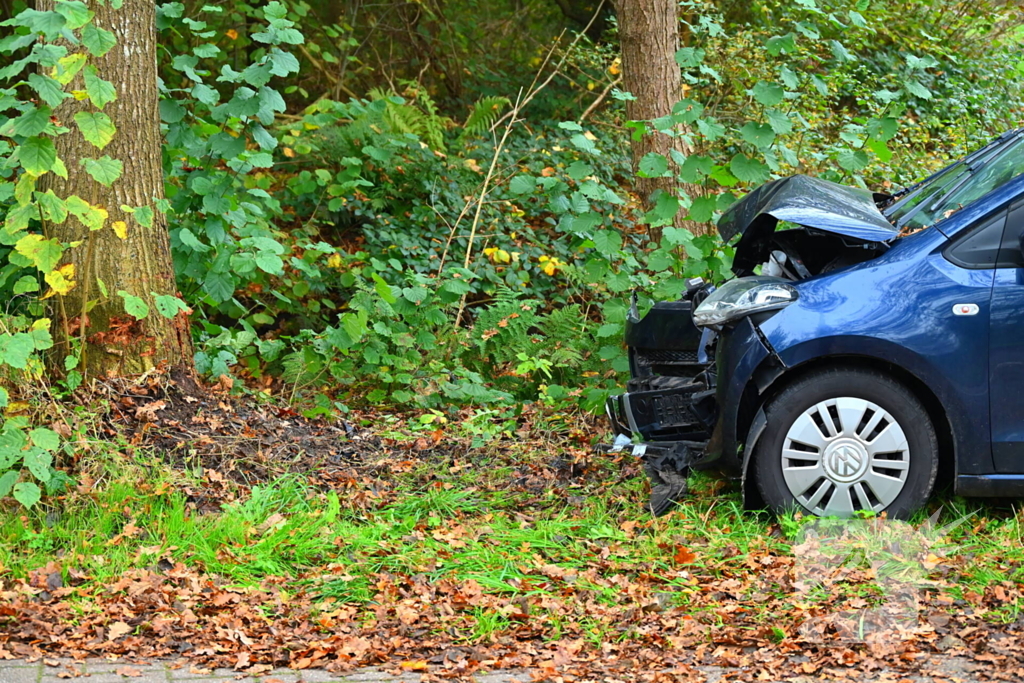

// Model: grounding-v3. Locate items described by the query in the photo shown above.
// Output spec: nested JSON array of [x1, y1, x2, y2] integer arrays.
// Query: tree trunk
[[615, 0, 710, 239], [39, 0, 193, 378]]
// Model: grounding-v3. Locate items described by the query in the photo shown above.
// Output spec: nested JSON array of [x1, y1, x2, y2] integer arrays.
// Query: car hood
[[717, 175, 897, 243]]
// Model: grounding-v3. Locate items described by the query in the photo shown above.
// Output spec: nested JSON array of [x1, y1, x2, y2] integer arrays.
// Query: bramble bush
[[0, 0, 1021, 509]]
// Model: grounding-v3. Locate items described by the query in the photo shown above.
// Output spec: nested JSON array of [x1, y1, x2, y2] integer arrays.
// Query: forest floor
[[3, 373, 1024, 681]]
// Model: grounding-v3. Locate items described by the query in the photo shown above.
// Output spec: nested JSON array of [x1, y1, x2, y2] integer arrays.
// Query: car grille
[[636, 349, 700, 365]]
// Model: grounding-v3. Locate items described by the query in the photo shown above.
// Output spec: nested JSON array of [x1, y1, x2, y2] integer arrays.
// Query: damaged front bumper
[[604, 316, 782, 515]]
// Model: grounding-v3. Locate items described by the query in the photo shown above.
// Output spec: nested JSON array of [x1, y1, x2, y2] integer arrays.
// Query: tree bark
[[615, 0, 710, 239], [39, 0, 193, 378]]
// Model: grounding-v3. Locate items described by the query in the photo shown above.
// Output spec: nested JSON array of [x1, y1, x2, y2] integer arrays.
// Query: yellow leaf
[[112, 220, 127, 239], [326, 253, 342, 268], [71, 90, 89, 101], [44, 264, 76, 296]]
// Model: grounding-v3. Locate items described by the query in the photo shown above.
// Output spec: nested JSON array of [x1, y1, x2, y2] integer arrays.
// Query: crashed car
[[606, 129, 1024, 518]]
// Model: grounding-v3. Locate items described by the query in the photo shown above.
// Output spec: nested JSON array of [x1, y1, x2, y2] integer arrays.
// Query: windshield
[[886, 132, 1024, 231]]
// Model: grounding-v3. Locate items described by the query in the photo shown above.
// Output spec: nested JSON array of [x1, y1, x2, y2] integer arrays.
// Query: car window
[[902, 137, 1024, 230]]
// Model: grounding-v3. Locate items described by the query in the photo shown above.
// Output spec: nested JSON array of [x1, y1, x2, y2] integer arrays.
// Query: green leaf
[[867, 138, 892, 163], [674, 47, 705, 67], [568, 133, 598, 154], [638, 153, 669, 178], [509, 175, 536, 195], [0, 333, 35, 369], [566, 161, 593, 180], [646, 190, 680, 226], [830, 40, 856, 63], [153, 294, 189, 319], [13, 482, 41, 508], [811, 75, 829, 97], [203, 271, 235, 303], [591, 229, 622, 256], [903, 79, 932, 100], [765, 33, 796, 56], [15, 233, 63, 272], [83, 66, 116, 109], [81, 156, 123, 186], [134, 205, 154, 229], [10, 9, 66, 37], [837, 148, 870, 172], [765, 109, 793, 135], [679, 155, 713, 183], [54, 0, 91, 28], [0, 471, 17, 498], [13, 276, 39, 294], [687, 195, 718, 223], [81, 22, 116, 57], [371, 273, 397, 303], [695, 117, 726, 142], [255, 252, 283, 274], [779, 66, 799, 90], [74, 111, 116, 149], [29, 427, 59, 452], [739, 122, 775, 149], [159, 99, 185, 124], [751, 81, 784, 107], [18, 136, 57, 175], [730, 154, 771, 184], [117, 290, 149, 319], [24, 448, 52, 483], [66, 196, 108, 231], [27, 74, 66, 108], [35, 190, 67, 224], [867, 117, 899, 142]]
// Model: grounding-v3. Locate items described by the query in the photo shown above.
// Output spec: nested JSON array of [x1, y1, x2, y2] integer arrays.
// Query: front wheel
[[754, 368, 938, 519]]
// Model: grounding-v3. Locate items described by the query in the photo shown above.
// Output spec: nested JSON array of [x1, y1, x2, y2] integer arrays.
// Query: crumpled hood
[[717, 175, 897, 243]]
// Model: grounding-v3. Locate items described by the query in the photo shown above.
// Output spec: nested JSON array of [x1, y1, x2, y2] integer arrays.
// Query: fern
[[459, 96, 510, 142]]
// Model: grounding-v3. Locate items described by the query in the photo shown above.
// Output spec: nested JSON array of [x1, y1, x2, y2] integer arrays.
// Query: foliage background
[[0, 0, 1022, 436]]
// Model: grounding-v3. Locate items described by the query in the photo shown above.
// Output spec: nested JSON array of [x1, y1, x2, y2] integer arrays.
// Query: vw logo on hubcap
[[823, 438, 869, 483]]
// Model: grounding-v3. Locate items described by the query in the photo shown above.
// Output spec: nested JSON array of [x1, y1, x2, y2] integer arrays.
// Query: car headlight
[[693, 276, 798, 327]]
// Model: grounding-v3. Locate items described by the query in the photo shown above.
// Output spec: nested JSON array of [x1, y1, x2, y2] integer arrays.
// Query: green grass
[[4, 437, 1024, 644]]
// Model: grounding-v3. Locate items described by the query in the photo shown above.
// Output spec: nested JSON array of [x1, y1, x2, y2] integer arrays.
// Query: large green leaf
[[730, 154, 771, 184], [0, 332, 36, 369], [153, 294, 189, 319], [591, 229, 622, 256], [81, 156, 123, 186], [687, 195, 719, 223], [83, 66, 116, 109], [23, 447, 51, 483], [739, 122, 775, 149], [13, 482, 41, 508], [638, 153, 669, 178], [117, 291, 149, 319], [34, 190, 67, 224], [751, 82, 784, 107], [81, 22, 116, 57], [74, 111, 116, 149], [54, 0, 92, 29], [27, 74, 66, 108], [15, 233, 63, 272], [18, 136, 56, 174]]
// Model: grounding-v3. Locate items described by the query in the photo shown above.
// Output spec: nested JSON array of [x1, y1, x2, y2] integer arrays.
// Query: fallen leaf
[[107, 621, 132, 641], [115, 667, 142, 678]]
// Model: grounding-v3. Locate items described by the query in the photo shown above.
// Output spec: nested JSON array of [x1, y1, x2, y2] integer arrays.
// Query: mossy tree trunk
[[615, 0, 711, 239], [38, 0, 194, 378]]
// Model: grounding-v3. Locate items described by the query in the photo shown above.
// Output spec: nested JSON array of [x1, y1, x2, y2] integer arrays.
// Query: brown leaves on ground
[[3, 544, 1024, 682]]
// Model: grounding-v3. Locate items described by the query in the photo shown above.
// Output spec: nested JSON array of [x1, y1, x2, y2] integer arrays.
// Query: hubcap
[[781, 397, 910, 517]]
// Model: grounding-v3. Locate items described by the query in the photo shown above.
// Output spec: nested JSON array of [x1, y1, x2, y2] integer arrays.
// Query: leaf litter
[[3, 372, 1024, 681]]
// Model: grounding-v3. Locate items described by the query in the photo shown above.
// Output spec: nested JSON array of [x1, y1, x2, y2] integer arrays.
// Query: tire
[[754, 368, 938, 519]]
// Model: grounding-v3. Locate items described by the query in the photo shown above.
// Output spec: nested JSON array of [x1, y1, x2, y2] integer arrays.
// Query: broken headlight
[[692, 277, 798, 328]]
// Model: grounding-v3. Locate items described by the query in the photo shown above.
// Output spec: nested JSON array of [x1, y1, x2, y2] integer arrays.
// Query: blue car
[[606, 129, 1024, 518]]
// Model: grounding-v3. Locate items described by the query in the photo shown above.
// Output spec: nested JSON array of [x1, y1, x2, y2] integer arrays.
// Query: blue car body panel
[[755, 227, 996, 475]]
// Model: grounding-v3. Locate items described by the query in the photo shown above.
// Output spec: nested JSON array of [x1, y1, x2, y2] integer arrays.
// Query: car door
[[989, 198, 1024, 472]]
